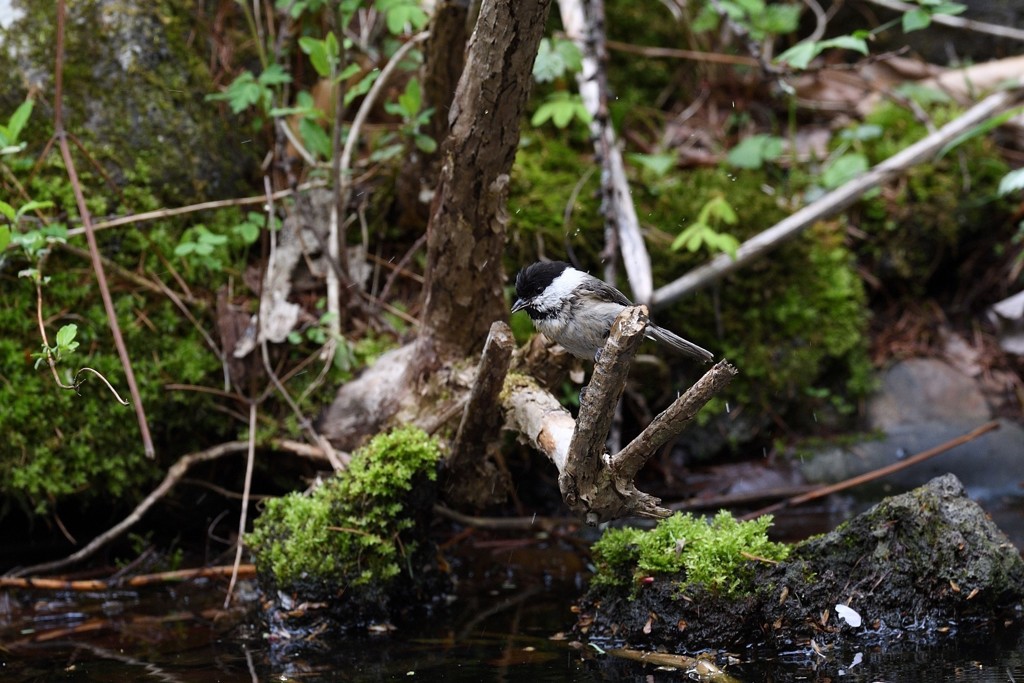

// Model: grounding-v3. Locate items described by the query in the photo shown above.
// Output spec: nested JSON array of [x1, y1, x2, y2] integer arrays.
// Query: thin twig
[[741, 420, 1001, 520], [224, 402, 258, 607], [864, 0, 1024, 42], [5, 441, 253, 578], [54, 0, 153, 457], [0, 564, 257, 590], [338, 31, 430, 216], [65, 180, 328, 237]]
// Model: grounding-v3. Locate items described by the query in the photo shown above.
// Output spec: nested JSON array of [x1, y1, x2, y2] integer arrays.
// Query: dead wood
[[445, 321, 516, 507], [503, 306, 737, 525], [558, 0, 653, 302], [651, 81, 1024, 308]]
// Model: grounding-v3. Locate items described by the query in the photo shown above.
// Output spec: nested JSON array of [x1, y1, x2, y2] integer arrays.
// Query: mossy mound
[[0, 0, 258, 208], [848, 102, 1013, 299], [576, 475, 1024, 651], [248, 426, 447, 643], [0, 245, 227, 519]]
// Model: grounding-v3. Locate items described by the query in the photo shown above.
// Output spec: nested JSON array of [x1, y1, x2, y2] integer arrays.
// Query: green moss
[[590, 511, 790, 597], [247, 426, 442, 594], [0, 251, 226, 516], [848, 102, 1012, 295]]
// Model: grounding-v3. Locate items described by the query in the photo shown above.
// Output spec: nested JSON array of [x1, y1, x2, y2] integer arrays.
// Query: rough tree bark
[[419, 0, 553, 360], [394, 0, 470, 228], [322, 0, 552, 449]]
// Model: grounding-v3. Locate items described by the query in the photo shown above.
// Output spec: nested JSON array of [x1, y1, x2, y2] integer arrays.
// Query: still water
[[3, 505, 1023, 682]]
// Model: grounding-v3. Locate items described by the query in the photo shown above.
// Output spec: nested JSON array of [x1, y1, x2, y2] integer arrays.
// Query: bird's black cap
[[513, 261, 570, 304]]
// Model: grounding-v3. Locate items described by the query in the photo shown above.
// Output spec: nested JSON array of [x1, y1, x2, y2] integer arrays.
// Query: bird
[[511, 261, 713, 363]]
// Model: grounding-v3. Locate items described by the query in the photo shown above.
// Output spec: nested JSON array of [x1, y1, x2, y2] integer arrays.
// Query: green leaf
[[0, 224, 10, 252], [902, 8, 931, 31], [233, 221, 261, 244], [0, 200, 15, 222], [671, 224, 705, 252], [727, 134, 784, 169], [414, 134, 437, 153], [174, 242, 197, 256], [998, 168, 1024, 196], [345, 70, 379, 106], [776, 42, 817, 69], [531, 92, 590, 129], [821, 152, 868, 189], [628, 153, 676, 178], [533, 39, 564, 83], [206, 72, 262, 114], [15, 200, 55, 221], [299, 117, 332, 159], [378, 0, 429, 34], [776, 35, 867, 69], [838, 124, 883, 143], [258, 63, 293, 86], [6, 99, 34, 143], [199, 231, 229, 246], [818, 35, 868, 54], [300, 36, 331, 77], [398, 78, 422, 118], [56, 323, 79, 350], [704, 196, 739, 225], [337, 63, 361, 82]]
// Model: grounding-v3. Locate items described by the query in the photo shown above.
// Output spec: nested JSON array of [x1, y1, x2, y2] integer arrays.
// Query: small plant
[[671, 195, 740, 258], [530, 36, 589, 131], [531, 92, 592, 130], [819, 123, 883, 190], [727, 133, 784, 170]]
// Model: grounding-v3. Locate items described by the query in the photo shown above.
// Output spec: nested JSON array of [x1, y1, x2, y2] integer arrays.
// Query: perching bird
[[511, 261, 713, 363]]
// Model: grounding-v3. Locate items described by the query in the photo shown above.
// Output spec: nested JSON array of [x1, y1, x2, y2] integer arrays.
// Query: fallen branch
[[558, 0, 653, 303], [5, 440, 250, 578], [652, 82, 1024, 308], [606, 648, 740, 682], [741, 420, 1001, 520], [0, 564, 257, 591]]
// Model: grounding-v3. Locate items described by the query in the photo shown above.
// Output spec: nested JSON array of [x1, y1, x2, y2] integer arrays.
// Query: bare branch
[[652, 82, 1024, 308]]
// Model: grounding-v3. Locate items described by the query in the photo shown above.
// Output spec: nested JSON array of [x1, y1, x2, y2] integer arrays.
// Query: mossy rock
[[248, 426, 447, 641], [0, 244, 229, 518], [0, 0, 258, 208], [576, 475, 1024, 651]]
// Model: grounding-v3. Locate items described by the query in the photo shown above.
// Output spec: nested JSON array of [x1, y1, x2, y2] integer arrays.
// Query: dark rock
[[575, 475, 1024, 651]]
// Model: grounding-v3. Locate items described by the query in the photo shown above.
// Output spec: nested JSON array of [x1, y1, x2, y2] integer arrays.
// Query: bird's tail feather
[[646, 324, 714, 363]]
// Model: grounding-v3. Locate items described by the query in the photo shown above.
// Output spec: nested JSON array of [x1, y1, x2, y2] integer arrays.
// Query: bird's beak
[[511, 298, 527, 313]]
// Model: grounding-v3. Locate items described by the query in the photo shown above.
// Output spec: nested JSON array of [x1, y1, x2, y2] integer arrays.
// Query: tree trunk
[[322, 0, 552, 449], [419, 0, 553, 358], [393, 0, 470, 228]]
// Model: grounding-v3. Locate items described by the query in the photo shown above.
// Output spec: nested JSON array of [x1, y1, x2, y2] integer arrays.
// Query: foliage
[[531, 92, 592, 130], [247, 426, 442, 592], [591, 511, 790, 597], [846, 102, 1012, 294], [671, 195, 740, 258], [727, 134, 784, 170], [533, 37, 582, 83], [0, 256, 224, 515]]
